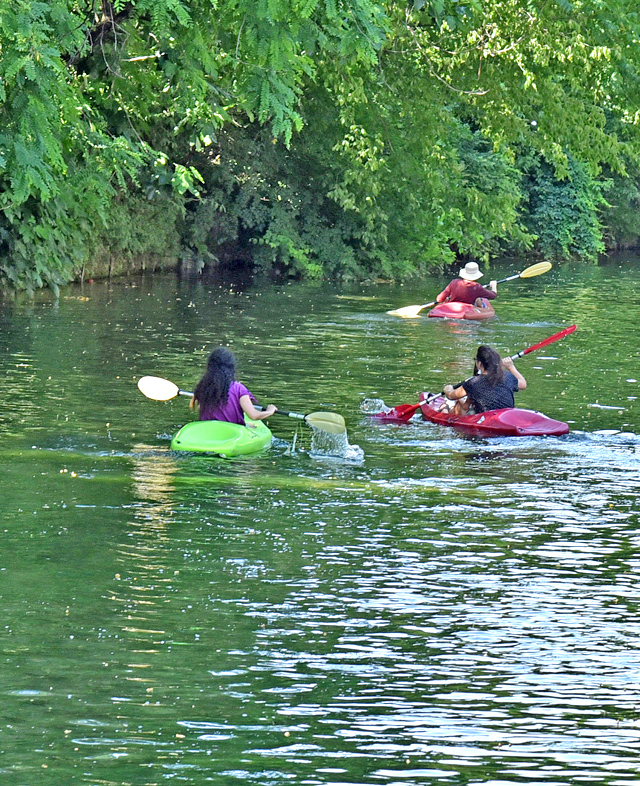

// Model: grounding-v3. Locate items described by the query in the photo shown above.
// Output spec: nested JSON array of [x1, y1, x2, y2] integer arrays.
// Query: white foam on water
[[360, 397, 390, 414], [309, 427, 364, 462]]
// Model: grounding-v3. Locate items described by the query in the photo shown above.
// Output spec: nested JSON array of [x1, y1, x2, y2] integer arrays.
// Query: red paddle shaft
[[511, 323, 576, 357], [372, 324, 577, 423]]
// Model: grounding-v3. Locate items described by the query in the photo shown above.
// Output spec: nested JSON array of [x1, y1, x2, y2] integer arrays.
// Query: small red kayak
[[427, 299, 495, 320], [420, 394, 569, 437]]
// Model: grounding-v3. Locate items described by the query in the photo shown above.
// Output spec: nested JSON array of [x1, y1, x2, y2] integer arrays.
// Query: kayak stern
[[420, 394, 569, 437], [427, 299, 496, 320], [170, 415, 273, 456]]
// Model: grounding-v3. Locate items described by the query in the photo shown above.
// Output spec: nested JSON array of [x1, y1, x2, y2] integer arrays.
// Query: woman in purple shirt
[[190, 347, 276, 425]]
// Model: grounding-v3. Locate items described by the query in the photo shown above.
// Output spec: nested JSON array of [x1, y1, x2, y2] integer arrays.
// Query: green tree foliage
[[305, 0, 640, 273], [2, 0, 640, 290], [183, 124, 369, 279], [520, 153, 609, 261], [181, 112, 532, 280], [0, 1, 150, 291], [601, 172, 640, 249], [303, 72, 534, 275], [0, 0, 385, 290]]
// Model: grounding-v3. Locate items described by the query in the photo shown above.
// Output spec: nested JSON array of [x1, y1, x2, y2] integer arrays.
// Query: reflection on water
[[0, 262, 639, 784], [130, 443, 181, 504]]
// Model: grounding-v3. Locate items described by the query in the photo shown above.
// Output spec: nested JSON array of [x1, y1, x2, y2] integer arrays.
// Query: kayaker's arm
[[480, 283, 497, 299], [436, 282, 451, 303], [443, 383, 467, 401], [502, 357, 527, 390], [240, 395, 277, 421]]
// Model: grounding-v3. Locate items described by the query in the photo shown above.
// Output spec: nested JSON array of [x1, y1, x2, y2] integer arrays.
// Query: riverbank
[[74, 249, 179, 283]]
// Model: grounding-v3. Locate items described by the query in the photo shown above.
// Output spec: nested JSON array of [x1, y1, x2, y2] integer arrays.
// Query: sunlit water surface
[[0, 257, 639, 785]]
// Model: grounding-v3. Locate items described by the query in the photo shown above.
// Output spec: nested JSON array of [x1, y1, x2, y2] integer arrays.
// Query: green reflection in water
[[0, 258, 639, 784]]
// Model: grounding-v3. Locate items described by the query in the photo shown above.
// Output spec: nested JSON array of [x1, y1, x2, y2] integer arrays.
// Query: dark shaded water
[[1, 258, 639, 785]]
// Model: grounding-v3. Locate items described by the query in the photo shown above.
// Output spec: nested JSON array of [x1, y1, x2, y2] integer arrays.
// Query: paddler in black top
[[436, 261, 498, 306], [443, 345, 527, 415]]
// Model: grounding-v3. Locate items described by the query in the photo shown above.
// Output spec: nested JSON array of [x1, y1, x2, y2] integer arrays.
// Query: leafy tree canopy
[[1, 0, 640, 289]]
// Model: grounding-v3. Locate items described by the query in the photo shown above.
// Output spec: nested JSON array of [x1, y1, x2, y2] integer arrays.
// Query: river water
[[1, 257, 639, 785]]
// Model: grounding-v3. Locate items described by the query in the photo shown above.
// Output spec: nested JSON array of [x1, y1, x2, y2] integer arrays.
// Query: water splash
[[360, 397, 390, 414], [283, 431, 298, 455], [309, 426, 364, 462]]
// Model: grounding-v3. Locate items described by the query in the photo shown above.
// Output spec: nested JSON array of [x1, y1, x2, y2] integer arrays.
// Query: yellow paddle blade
[[519, 261, 552, 278], [138, 375, 180, 401], [387, 302, 432, 318], [305, 412, 346, 434]]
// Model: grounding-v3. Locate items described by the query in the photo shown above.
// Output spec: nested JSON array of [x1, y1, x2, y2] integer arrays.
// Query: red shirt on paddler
[[436, 262, 497, 305]]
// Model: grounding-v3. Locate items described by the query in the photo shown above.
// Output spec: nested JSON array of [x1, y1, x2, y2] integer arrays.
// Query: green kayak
[[170, 415, 272, 457]]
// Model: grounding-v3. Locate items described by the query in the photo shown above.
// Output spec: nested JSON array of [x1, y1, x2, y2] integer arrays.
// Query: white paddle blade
[[519, 261, 552, 278], [305, 412, 346, 434], [137, 375, 181, 401], [387, 304, 428, 318]]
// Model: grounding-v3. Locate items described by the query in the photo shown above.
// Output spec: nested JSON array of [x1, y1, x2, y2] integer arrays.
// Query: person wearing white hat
[[435, 261, 498, 306]]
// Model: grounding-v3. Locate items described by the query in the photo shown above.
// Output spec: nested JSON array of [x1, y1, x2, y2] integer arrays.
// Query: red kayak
[[428, 299, 495, 320], [420, 394, 569, 437]]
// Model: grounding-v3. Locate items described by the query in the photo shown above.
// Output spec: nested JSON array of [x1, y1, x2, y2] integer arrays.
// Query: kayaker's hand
[[489, 280, 497, 292], [443, 384, 454, 397], [502, 357, 515, 370], [264, 404, 277, 416]]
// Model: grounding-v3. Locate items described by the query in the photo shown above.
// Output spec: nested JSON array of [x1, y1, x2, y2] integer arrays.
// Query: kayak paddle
[[371, 323, 577, 423], [255, 405, 346, 434], [387, 261, 553, 318], [137, 375, 346, 434], [137, 375, 193, 400]]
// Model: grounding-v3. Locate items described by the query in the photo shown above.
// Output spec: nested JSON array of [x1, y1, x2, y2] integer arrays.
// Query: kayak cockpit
[[420, 394, 569, 437]]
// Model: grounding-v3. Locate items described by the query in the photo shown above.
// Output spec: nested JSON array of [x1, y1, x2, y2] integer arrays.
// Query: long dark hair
[[193, 347, 236, 409], [475, 345, 504, 386]]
